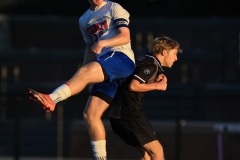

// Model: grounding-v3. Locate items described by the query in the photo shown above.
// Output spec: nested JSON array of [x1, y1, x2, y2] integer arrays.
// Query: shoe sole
[[27, 88, 50, 109]]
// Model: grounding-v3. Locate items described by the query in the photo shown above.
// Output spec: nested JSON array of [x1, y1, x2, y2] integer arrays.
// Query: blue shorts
[[91, 51, 135, 100]]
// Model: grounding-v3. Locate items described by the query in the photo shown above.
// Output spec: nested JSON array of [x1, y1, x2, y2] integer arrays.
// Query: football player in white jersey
[[27, 1, 135, 159]]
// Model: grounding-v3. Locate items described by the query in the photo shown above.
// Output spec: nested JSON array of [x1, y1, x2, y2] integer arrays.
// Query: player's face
[[162, 48, 178, 68]]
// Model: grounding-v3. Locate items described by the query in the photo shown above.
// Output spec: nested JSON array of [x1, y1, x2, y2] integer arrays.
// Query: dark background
[[0, 0, 240, 17], [1, 0, 240, 160]]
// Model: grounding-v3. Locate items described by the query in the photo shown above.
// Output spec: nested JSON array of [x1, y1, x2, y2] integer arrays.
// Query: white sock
[[91, 140, 107, 160], [49, 84, 71, 103]]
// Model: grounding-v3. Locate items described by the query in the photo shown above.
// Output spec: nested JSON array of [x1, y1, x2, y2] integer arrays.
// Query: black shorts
[[109, 116, 157, 147]]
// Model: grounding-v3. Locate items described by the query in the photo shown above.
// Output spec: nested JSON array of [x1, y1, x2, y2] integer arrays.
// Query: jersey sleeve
[[111, 3, 130, 29], [133, 62, 157, 84], [79, 18, 94, 44]]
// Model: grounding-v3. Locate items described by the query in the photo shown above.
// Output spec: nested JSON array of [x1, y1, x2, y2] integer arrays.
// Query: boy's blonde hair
[[149, 36, 182, 55]]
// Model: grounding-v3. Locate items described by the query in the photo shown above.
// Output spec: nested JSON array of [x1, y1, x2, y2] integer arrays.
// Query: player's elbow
[[128, 79, 142, 92], [122, 35, 130, 44], [128, 83, 138, 91]]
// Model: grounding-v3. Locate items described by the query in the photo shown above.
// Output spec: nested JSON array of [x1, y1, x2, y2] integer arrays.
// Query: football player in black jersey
[[109, 36, 182, 160]]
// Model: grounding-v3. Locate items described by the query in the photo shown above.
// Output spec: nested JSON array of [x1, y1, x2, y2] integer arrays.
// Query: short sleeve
[[111, 3, 130, 29], [133, 63, 157, 84]]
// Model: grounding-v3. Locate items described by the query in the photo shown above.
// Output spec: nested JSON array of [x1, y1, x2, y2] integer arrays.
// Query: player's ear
[[162, 50, 167, 56]]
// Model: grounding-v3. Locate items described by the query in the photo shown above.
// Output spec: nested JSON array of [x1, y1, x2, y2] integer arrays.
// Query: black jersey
[[109, 53, 164, 120]]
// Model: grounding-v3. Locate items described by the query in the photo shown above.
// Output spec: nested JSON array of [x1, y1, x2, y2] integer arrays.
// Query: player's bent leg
[[83, 96, 109, 160], [142, 140, 164, 160], [134, 145, 151, 160], [67, 61, 105, 96], [27, 61, 105, 112]]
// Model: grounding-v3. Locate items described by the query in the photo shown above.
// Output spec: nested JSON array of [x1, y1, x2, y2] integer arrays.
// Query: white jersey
[[79, 0, 135, 62]]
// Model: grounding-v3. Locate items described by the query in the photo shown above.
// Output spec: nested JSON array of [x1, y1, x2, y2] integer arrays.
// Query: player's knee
[[83, 111, 99, 124], [145, 143, 164, 159], [83, 112, 91, 123], [150, 148, 164, 160], [141, 152, 151, 160], [135, 146, 151, 160], [83, 112, 87, 121]]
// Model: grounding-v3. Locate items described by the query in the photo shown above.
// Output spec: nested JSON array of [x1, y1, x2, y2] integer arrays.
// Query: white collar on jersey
[[90, 0, 108, 12]]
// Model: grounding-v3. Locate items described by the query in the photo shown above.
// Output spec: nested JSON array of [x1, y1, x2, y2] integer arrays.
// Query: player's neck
[[90, 5, 97, 11], [90, 1, 104, 11]]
